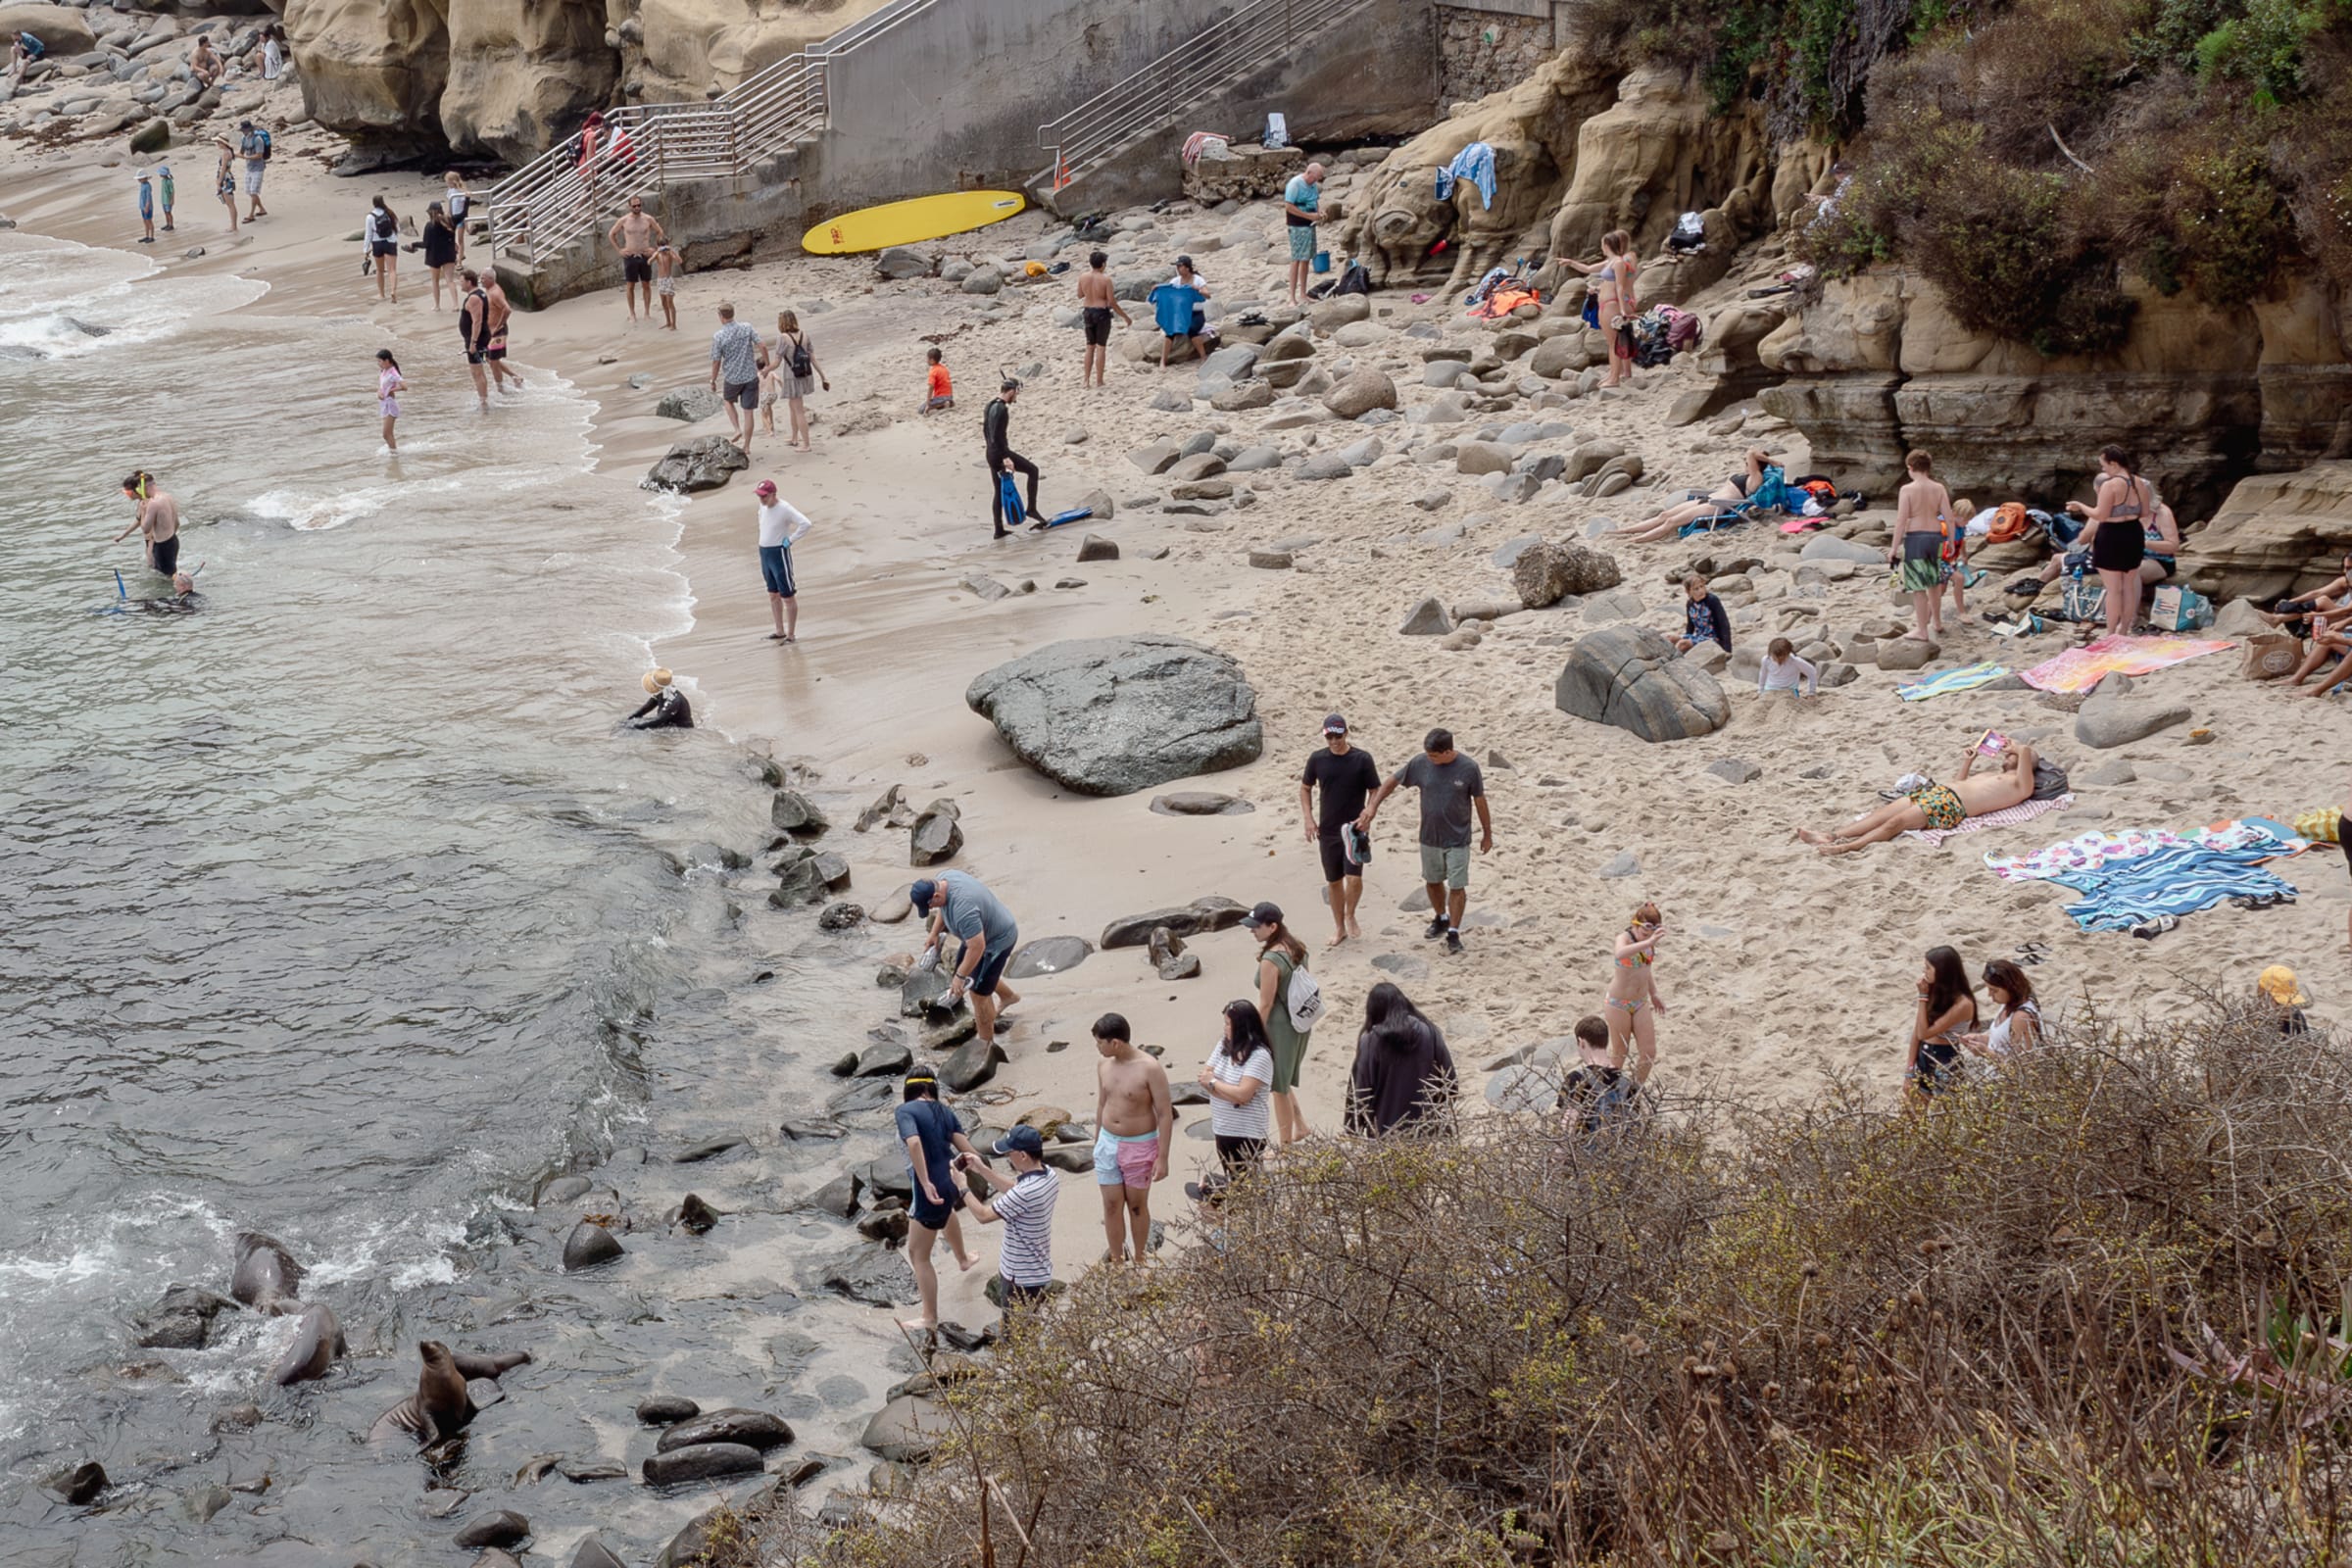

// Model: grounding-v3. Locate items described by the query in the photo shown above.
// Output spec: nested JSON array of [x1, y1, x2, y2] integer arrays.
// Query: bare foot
[[896, 1316, 935, 1334], [1327, 931, 1349, 949], [1901, 631, 1934, 643], [1347, 917, 1362, 939], [956, 1251, 981, 1273], [1793, 827, 1830, 845]]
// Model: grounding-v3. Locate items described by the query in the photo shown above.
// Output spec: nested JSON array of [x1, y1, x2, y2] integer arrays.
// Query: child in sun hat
[[2257, 965, 2311, 1038]]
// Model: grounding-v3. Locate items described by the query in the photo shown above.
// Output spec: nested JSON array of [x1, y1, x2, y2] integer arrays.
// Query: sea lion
[[449, 1348, 531, 1381], [368, 1341, 474, 1446], [230, 1232, 305, 1314], [270, 1302, 346, 1386]]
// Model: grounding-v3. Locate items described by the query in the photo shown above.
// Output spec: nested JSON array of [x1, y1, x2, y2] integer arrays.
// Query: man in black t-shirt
[[1298, 712, 1378, 946]]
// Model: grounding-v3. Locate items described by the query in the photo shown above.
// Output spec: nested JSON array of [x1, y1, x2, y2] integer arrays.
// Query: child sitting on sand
[[1673, 573, 1731, 656], [922, 347, 953, 415], [1756, 637, 1817, 697]]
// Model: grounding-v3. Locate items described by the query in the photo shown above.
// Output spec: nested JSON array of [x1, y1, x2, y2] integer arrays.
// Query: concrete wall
[[1437, 3, 1555, 106]]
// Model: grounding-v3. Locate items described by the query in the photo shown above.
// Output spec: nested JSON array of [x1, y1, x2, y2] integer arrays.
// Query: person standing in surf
[[483, 271, 521, 393], [375, 349, 406, 453], [458, 269, 492, 413], [111, 471, 182, 577]]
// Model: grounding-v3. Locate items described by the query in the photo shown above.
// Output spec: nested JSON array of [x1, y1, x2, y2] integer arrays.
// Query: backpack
[[253, 127, 272, 161], [1334, 260, 1371, 296], [1987, 501, 2029, 543], [787, 333, 812, 378], [1282, 957, 1325, 1034]]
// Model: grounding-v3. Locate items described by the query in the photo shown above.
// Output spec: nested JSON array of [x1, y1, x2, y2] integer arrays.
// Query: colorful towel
[[1903, 793, 2072, 847], [1986, 819, 2307, 932], [1984, 819, 2301, 884], [1896, 662, 2010, 702], [1435, 141, 1497, 210], [2019, 633, 2235, 693]]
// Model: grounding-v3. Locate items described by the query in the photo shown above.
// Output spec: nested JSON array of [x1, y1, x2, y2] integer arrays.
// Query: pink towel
[[1903, 793, 2074, 848]]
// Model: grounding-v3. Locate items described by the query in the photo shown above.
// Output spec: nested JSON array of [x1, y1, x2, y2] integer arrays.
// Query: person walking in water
[[607, 195, 666, 324], [982, 378, 1040, 539], [111, 471, 182, 577], [365, 195, 398, 302], [458, 269, 491, 413], [1602, 903, 1668, 1085], [1074, 249, 1128, 388], [483, 271, 521, 393], [1091, 1012, 1172, 1263], [751, 478, 810, 643], [374, 349, 406, 453]]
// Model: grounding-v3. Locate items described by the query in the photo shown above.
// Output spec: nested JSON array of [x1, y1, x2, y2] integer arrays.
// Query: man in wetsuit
[[139, 569, 205, 614], [627, 667, 693, 729], [982, 378, 1039, 541]]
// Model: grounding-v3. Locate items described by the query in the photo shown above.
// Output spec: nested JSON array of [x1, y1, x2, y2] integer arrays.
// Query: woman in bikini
[[1602, 903, 1667, 1085], [1615, 448, 1770, 543], [2066, 443, 2152, 638], [1904, 946, 1979, 1104], [1559, 229, 1639, 390]]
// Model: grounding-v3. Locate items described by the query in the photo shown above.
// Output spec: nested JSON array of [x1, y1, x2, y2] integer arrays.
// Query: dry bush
[[727, 1004, 2352, 1568]]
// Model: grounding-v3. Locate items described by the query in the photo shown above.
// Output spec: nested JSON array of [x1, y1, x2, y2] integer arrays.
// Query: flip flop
[[2129, 913, 2179, 940]]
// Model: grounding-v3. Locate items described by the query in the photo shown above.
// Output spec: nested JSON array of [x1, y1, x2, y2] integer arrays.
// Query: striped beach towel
[[1896, 662, 2009, 702], [1903, 793, 2072, 848]]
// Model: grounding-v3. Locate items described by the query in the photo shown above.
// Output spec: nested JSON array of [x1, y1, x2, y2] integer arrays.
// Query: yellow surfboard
[[801, 190, 1027, 255]]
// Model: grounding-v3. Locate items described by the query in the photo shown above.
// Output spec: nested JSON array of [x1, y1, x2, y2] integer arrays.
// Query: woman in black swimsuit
[[2068, 443, 2151, 638]]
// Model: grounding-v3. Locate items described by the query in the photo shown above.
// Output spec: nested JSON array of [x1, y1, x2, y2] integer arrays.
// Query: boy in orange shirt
[[922, 347, 953, 415]]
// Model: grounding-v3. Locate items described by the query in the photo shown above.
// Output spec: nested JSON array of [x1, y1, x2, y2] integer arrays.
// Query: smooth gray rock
[[909, 798, 963, 865], [941, 1036, 1008, 1092], [965, 635, 1263, 796], [637, 1396, 702, 1425], [860, 1395, 942, 1462], [2075, 681, 2191, 750], [1102, 896, 1249, 949], [877, 246, 931, 280], [1322, 367, 1397, 418], [1150, 791, 1254, 815], [1554, 625, 1732, 742], [656, 1408, 795, 1453], [1706, 758, 1761, 784], [562, 1220, 623, 1272], [646, 436, 748, 493], [1399, 596, 1453, 636], [1075, 533, 1119, 562], [642, 1443, 764, 1485], [1798, 534, 1886, 564], [454, 1511, 531, 1550], [1129, 439, 1183, 474], [654, 386, 722, 422], [1005, 934, 1094, 978]]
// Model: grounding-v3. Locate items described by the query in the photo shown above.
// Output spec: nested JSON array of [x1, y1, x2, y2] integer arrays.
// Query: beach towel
[[1150, 280, 1206, 338], [1435, 141, 1497, 210], [1180, 131, 1232, 169], [1896, 662, 2010, 701], [1985, 820, 2299, 883], [1986, 820, 2306, 932], [1902, 793, 2072, 848], [2020, 633, 2236, 693], [1468, 286, 1540, 319]]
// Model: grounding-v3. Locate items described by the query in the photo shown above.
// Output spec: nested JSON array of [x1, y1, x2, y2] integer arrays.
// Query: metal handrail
[[1036, 0, 1382, 189], [483, 0, 953, 269]]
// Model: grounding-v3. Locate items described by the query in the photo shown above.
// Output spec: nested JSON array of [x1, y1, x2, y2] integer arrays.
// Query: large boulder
[[965, 636, 1262, 797], [2178, 460, 2352, 602], [646, 436, 748, 492], [629, 0, 891, 104], [0, 4, 96, 57], [439, 0, 616, 162], [1514, 540, 1623, 608], [1322, 368, 1397, 419], [1553, 624, 1731, 742], [284, 0, 451, 145]]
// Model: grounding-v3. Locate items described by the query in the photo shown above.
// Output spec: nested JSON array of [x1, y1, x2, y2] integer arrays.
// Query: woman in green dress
[[1247, 901, 1314, 1148]]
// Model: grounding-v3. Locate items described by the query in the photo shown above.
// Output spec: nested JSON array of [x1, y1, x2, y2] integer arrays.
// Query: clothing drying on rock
[[1434, 141, 1497, 211]]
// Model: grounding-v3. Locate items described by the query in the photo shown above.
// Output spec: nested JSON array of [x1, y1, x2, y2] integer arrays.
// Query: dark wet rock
[[909, 799, 964, 865], [1554, 625, 1731, 742], [642, 1443, 765, 1485], [1150, 791, 1254, 815], [1102, 896, 1249, 949], [637, 1396, 702, 1425], [537, 1175, 593, 1206], [1004, 934, 1093, 979], [562, 1220, 624, 1272], [808, 1172, 860, 1219], [673, 1136, 745, 1163], [811, 852, 852, 890], [134, 1284, 238, 1349], [211, 1402, 263, 1433], [830, 1051, 859, 1077], [454, 1511, 531, 1549], [570, 1538, 628, 1568], [965, 635, 1263, 796], [657, 1407, 796, 1453], [987, 1274, 1070, 1307], [1043, 1147, 1094, 1174], [860, 1395, 943, 1462], [857, 1157, 916, 1204], [900, 964, 954, 1017], [466, 1377, 506, 1410], [42, 1461, 107, 1505], [770, 856, 829, 906], [470, 1552, 524, 1568], [875, 961, 910, 988], [858, 1208, 911, 1244], [185, 1483, 232, 1522], [856, 1039, 913, 1078], [856, 782, 910, 832], [817, 901, 865, 930], [941, 1036, 1007, 1092], [646, 435, 750, 493], [672, 1195, 721, 1235], [561, 1458, 628, 1482], [818, 1249, 918, 1307]]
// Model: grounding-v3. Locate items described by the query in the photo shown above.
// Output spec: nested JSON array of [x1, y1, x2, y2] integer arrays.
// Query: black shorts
[[1317, 831, 1359, 884], [369, 240, 397, 258], [966, 936, 1014, 998], [151, 534, 179, 575], [1214, 1134, 1264, 1175], [466, 350, 486, 366], [1000, 1280, 1051, 1310], [2145, 554, 2176, 579], [724, 378, 760, 411], [622, 253, 653, 284], [1082, 306, 1112, 346], [2342, 833, 2351, 879], [909, 1184, 964, 1230]]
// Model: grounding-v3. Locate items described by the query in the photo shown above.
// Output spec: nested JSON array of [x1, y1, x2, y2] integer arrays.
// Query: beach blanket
[[1435, 141, 1497, 210], [1896, 662, 2009, 702], [2020, 633, 2235, 693], [1986, 820, 2301, 884], [1986, 819, 2307, 932], [1903, 792, 2072, 848]]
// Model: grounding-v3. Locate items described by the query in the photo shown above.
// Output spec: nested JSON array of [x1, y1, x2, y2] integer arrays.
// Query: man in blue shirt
[[894, 1069, 981, 1333], [1281, 162, 1325, 303], [910, 871, 1022, 1050]]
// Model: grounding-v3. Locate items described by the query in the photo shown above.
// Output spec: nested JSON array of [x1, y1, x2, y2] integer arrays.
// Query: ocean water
[[0, 229, 799, 1555]]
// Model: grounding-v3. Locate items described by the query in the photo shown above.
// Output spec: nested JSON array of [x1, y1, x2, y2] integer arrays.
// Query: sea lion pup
[[449, 1348, 530, 1381], [368, 1341, 474, 1446], [230, 1232, 305, 1314], [270, 1302, 347, 1386]]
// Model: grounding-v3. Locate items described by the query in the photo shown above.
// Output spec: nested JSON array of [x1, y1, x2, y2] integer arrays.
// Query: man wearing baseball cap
[[909, 871, 1022, 1050], [957, 1125, 1060, 1312], [752, 479, 811, 643], [1298, 712, 1378, 946]]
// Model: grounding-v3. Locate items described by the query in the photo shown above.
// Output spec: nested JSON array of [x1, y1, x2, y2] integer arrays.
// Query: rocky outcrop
[[1543, 64, 1770, 263], [284, 0, 449, 145], [0, 4, 95, 57], [625, 0, 881, 104], [966, 636, 1263, 797], [440, 0, 615, 163], [1554, 625, 1731, 742], [2179, 461, 2352, 601]]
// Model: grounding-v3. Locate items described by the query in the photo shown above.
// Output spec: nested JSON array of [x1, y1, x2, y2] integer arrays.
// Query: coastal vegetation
[[698, 1001, 2352, 1566]]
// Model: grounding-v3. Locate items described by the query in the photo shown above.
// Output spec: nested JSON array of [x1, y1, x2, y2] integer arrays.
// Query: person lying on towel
[[1794, 739, 2037, 856]]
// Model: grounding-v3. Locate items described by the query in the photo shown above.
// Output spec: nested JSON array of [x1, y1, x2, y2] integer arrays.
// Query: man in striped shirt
[[959, 1126, 1058, 1310]]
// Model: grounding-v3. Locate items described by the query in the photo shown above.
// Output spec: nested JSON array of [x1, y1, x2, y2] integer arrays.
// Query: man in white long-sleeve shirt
[[753, 478, 812, 643]]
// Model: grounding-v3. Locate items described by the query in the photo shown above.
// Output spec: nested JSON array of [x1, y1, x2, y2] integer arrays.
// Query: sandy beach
[[7, 106, 2346, 1339]]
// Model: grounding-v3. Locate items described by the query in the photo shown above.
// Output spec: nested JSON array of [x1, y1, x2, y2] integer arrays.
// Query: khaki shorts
[[1418, 842, 1470, 890]]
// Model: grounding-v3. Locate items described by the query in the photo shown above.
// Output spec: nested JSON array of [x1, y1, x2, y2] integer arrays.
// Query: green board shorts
[[1418, 842, 1471, 890]]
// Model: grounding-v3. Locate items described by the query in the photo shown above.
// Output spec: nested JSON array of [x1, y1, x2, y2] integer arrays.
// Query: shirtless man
[[1074, 250, 1128, 389], [188, 35, 221, 88], [606, 196, 666, 323], [458, 269, 492, 412], [1795, 740, 2039, 856], [111, 470, 182, 576], [1091, 1012, 1172, 1263], [483, 271, 522, 393], [1891, 449, 1953, 643]]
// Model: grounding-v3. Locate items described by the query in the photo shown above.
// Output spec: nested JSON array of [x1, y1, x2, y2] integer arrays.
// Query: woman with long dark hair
[[365, 194, 399, 303], [1345, 982, 1455, 1136], [1247, 901, 1314, 1148], [1198, 999, 1274, 1179], [421, 201, 458, 311], [1957, 959, 2038, 1069], [1905, 946, 1979, 1102], [2065, 444, 2154, 638]]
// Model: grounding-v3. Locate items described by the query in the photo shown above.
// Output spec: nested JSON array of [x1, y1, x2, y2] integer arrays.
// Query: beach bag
[[1334, 260, 1371, 296], [1581, 288, 1599, 329], [2061, 579, 2106, 623], [2242, 632, 2302, 680], [1284, 961, 1325, 1034], [2293, 806, 2343, 843], [2148, 585, 2212, 631], [787, 333, 813, 378]]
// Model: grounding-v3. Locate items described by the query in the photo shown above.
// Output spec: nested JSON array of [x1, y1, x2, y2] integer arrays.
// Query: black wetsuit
[[628, 688, 693, 729], [982, 396, 1038, 537]]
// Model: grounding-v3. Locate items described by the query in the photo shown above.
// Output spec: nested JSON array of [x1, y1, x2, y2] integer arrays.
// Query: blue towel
[[1435, 141, 1497, 211], [1150, 281, 1205, 339], [2056, 841, 2298, 932]]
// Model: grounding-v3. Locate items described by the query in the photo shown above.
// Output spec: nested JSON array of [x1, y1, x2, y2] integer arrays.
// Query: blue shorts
[[967, 933, 1014, 998], [909, 1182, 964, 1230], [759, 544, 795, 597]]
